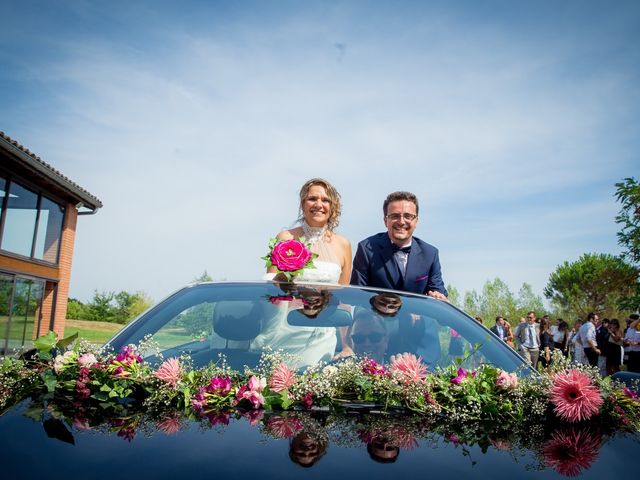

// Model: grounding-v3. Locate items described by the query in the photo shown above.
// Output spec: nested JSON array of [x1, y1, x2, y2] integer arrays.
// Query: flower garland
[[1, 332, 639, 434]]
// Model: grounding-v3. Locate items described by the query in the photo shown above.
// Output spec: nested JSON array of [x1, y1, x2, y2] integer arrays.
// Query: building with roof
[[0, 132, 102, 353]]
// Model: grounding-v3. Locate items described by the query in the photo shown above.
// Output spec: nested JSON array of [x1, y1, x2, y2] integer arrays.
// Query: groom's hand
[[427, 290, 448, 301]]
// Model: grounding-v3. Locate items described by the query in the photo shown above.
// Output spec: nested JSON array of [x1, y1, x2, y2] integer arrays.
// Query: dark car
[[1, 282, 638, 479]]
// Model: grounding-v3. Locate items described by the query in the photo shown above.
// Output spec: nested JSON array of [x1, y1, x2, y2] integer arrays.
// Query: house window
[[0, 177, 65, 264], [1, 181, 38, 257], [0, 273, 45, 353], [34, 195, 65, 263]]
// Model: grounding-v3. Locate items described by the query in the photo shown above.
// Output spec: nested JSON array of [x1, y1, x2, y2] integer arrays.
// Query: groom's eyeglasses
[[385, 213, 417, 222]]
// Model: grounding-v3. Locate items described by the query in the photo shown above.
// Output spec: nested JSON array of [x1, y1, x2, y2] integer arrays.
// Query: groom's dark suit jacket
[[350, 233, 447, 296]]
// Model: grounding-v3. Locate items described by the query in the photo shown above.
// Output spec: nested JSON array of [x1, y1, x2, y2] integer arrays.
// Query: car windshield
[[107, 282, 532, 376]]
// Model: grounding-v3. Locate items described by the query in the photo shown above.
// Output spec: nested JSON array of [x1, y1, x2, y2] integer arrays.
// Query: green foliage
[[544, 253, 638, 319], [66, 298, 88, 320], [79, 290, 154, 324], [614, 177, 640, 310], [615, 177, 640, 264], [459, 278, 545, 325], [446, 284, 461, 308], [193, 270, 213, 282]]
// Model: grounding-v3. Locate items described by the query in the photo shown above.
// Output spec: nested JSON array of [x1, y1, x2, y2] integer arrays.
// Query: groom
[[350, 191, 448, 299]]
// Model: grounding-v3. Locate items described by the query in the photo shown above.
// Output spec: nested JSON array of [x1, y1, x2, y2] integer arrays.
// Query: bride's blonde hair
[[298, 178, 342, 232]]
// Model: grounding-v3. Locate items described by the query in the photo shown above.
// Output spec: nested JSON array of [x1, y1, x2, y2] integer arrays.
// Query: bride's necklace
[[302, 221, 327, 245]]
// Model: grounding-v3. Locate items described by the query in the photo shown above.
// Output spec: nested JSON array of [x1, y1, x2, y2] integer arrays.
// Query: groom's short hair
[[383, 191, 419, 215]]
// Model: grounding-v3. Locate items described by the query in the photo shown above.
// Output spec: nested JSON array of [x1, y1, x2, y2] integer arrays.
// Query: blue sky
[[1, 0, 638, 304]]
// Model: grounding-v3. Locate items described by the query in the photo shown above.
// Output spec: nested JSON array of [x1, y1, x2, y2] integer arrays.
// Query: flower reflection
[[156, 413, 183, 435], [542, 427, 602, 477], [265, 415, 303, 438]]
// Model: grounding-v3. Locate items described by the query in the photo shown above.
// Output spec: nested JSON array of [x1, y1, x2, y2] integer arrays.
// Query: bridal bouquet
[[262, 237, 317, 281]]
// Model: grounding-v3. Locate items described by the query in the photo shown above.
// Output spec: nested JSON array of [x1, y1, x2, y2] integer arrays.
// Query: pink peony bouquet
[[262, 237, 317, 281]]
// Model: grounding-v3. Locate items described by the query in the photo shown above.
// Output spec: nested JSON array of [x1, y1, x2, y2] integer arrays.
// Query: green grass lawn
[[64, 319, 123, 345]]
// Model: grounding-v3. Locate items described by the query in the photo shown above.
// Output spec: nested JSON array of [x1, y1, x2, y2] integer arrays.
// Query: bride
[[257, 178, 353, 367], [267, 178, 352, 284]]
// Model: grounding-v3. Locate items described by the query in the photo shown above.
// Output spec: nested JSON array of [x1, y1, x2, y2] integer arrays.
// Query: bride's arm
[[338, 237, 353, 285]]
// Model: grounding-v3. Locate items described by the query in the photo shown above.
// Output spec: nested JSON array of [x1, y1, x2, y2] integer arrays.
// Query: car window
[[108, 283, 529, 375]]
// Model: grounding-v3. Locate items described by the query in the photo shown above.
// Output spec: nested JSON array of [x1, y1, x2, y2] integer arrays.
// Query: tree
[[516, 283, 545, 319], [478, 278, 517, 323], [446, 284, 461, 308], [463, 290, 481, 316], [614, 177, 640, 310], [193, 270, 213, 282], [83, 290, 153, 324], [615, 177, 640, 264], [66, 298, 88, 319], [544, 253, 638, 319]]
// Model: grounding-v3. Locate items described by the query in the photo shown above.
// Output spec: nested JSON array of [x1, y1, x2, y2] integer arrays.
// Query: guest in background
[[579, 312, 601, 367], [553, 319, 570, 356], [595, 318, 610, 376], [569, 319, 586, 365], [503, 320, 515, 349], [623, 314, 640, 373], [606, 319, 624, 376], [538, 316, 554, 369], [490, 316, 507, 342], [515, 311, 540, 366]]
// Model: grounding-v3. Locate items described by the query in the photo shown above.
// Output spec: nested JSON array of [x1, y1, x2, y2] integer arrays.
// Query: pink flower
[[269, 362, 297, 392], [550, 370, 604, 423], [209, 376, 232, 395], [115, 345, 143, 365], [450, 367, 470, 385], [543, 428, 602, 477], [270, 239, 312, 272], [390, 353, 428, 383], [362, 358, 387, 376], [496, 370, 518, 390], [236, 376, 267, 409], [154, 358, 183, 388], [78, 353, 97, 367], [247, 375, 267, 392], [623, 387, 638, 400], [302, 393, 314, 409]]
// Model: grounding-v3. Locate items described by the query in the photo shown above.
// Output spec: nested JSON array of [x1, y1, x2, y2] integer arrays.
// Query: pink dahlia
[[154, 358, 183, 388], [550, 370, 603, 422], [269, 362, 297, 392], [390, 353, 428, 383], [543, 428, 602, 477]]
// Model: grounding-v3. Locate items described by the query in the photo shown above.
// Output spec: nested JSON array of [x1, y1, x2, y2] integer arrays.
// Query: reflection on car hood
[[0, 396, 638, 479]]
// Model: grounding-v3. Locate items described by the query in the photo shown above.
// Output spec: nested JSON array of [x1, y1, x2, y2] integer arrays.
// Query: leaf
[[57, 333, 79, 351], [34, 331, 58, 353], [41, 370, 57, 393]]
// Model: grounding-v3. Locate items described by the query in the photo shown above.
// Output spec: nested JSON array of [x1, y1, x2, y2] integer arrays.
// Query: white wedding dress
[[255, 222, 342, 368]]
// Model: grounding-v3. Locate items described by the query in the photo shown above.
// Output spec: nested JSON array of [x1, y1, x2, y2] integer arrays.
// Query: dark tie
[[391, 244, 411, 254]]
